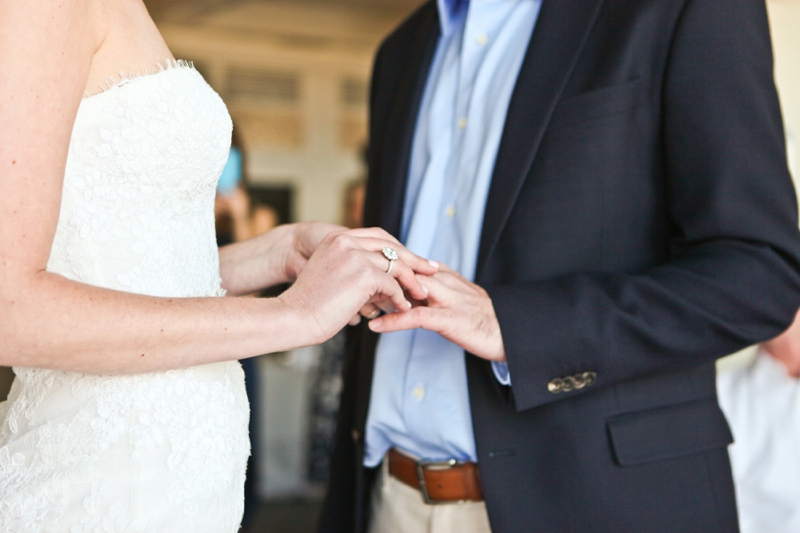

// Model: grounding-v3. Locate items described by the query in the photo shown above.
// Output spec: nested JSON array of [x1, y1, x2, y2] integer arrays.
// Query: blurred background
[[1, 0, 799, 531]]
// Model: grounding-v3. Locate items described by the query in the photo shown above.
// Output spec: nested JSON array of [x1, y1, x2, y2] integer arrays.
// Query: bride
[[0, 0, 435, 531]]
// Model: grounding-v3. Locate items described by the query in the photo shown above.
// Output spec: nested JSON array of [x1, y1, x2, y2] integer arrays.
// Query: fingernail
[[370, 318, 383, 329], [428, 260, 439, 268]]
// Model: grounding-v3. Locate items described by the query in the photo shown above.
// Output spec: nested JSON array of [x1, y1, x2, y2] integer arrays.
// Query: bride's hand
[[219, 221, 344, 296], [283, 221, 348, 280], [278, 230, 438, 344]]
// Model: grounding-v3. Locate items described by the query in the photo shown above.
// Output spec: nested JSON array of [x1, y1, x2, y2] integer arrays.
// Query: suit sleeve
[[488, 0, 800, 412]]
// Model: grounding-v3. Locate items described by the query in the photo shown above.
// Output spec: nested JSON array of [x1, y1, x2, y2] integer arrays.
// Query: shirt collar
[[437, 0, 469, 37]]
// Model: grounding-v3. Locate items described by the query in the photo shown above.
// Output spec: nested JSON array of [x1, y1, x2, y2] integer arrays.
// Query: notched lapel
[[476, 0, 605, 282], [377, 4, 440, 237]]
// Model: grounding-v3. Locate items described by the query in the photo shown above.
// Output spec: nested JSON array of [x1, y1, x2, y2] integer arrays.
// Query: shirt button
[[412, 386, 425, 401], [477, 34, 489, 46], [458, 117, 468, 129], [445, 205, 456, 218]]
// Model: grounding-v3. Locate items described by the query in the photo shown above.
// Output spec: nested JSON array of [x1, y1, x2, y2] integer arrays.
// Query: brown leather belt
[[388, 448, 484, 504]]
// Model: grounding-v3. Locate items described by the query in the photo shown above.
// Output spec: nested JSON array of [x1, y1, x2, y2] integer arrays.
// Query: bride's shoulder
[[0, 0, 103, 66], [0, 0, 103, 33]]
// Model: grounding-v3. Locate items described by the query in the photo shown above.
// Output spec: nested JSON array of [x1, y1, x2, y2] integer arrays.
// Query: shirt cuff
[[492, 361, 512, 386]]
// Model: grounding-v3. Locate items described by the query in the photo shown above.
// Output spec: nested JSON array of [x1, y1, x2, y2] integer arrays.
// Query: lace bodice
[[0, 62, 250, 533], [50, 61, 229, 298]]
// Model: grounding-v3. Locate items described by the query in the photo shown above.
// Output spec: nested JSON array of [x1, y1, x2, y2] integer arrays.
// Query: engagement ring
[[382, 246, 399, 274]]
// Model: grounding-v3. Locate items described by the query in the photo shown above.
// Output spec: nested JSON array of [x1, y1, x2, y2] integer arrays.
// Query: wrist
[[277, 286, 326, 347]]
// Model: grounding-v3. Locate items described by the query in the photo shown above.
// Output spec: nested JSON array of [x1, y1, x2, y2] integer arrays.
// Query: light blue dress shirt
[[363, 0, 542, 466]]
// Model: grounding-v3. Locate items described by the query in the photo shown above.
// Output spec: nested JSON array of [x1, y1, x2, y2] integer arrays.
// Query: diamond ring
[[382, 246, 399, 274]]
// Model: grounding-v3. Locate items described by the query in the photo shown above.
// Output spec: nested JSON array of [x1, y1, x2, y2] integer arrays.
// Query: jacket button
[[582, 371, 597, 387], [562, 376, 576, 392], [548, 378, 564, 394], [351, 429, 361, 443], [573, 374, 587, 389]]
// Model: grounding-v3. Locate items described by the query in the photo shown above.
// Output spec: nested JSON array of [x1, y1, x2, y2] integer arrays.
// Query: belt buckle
[[415, 458, 458, 505]]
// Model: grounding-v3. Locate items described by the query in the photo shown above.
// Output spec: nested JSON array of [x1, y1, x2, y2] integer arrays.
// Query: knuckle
[[332, 233, 353, 249]]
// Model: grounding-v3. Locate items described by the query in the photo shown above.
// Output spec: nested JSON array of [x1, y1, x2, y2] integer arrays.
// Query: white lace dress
[[0, 63, 251, 532]]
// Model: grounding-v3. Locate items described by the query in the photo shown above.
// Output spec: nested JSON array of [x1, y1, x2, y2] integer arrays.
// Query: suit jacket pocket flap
[[607, 398, 733, 467], [549, 79, 642, 129]]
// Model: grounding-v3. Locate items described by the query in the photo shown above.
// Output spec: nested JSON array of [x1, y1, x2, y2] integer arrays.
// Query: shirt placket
[[437, 8, 486, 277], [401, 22, 473, 452]]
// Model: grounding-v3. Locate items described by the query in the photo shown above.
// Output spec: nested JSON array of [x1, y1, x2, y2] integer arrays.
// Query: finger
[[393, 247, 439, 276], [431, 270, 466, 291], [349, 314, 362, 326], [359, 303, 382, 319], [372, 271, 412, 314], [413, 274, 455, 307], [369, 306, 446, 334], [435, 262, 457, 274], [370, 298, 398, 315], [365, 251, 429, 301], [345, 227, 402, 245], [351, 236, 439, 275]]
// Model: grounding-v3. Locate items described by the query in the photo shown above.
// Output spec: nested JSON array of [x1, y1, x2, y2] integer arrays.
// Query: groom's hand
[[367, 264, 507, 362]]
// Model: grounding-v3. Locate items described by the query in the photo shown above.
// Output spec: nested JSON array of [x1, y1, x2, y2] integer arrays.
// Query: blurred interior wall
[[157, 20, 376, 225], [768, 0, 800, 181]]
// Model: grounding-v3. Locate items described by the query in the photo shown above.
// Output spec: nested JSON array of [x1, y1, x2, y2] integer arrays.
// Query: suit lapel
[[376, 6, 440, 237], [476, 0, 605, 282]]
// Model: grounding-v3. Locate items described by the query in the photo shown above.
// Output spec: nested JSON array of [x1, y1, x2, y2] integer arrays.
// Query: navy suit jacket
[[319, 1, 800, 531]]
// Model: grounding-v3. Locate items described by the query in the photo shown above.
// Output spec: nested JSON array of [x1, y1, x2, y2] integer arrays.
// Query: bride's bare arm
[[0, 0, 434, 374]]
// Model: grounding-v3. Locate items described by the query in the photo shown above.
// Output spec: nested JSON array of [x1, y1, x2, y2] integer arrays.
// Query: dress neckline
[[81, 59, 196, 103]]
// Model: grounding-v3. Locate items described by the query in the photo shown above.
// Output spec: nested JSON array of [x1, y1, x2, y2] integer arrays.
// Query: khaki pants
[[369, 457, 493, 533]]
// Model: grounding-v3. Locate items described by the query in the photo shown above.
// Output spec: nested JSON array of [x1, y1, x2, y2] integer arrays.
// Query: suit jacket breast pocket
[[607, 398, 733, 467], [548, 79, 642, 130]]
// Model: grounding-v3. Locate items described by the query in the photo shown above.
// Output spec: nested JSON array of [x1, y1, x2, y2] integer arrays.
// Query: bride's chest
[[65, 66, 232, 201]]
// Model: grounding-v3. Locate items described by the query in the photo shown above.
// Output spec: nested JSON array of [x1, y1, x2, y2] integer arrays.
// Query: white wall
[[768, 0, 800, 181], [160, 23, 375, 225]]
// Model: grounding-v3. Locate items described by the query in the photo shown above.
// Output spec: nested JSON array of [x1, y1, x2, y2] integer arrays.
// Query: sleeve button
[[582, 371, 597, 387], [547, 378, 564, 394]]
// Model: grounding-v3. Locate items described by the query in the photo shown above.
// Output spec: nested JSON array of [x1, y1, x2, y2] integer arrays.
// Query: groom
[[320, 0, 800, 532]]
